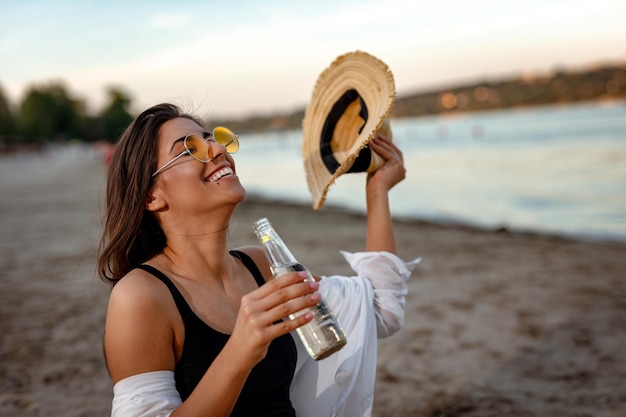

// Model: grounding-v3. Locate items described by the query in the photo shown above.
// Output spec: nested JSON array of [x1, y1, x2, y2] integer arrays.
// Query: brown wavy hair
[[97, 103, 204, 285]]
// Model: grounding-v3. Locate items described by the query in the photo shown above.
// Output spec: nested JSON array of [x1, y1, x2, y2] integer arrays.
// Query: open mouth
[[207, 166, 233, 182]]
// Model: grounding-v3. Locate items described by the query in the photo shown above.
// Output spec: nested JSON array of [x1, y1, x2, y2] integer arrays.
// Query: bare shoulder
[[104, 267, 180, 383], [235, 245, 272, 282], [107, 267, 178, 324], [108, 267, 173, 307]]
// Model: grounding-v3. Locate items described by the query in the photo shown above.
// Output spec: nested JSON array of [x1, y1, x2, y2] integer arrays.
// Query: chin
[[233, 185, 247, 203]]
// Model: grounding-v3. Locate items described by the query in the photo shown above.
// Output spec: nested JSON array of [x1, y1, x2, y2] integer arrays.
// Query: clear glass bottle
[[253, 217, 347, 360]]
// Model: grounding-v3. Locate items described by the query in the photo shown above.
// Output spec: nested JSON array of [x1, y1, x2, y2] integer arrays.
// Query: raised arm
[[365, 134, 406, 254], [290, 132, 416, 417]]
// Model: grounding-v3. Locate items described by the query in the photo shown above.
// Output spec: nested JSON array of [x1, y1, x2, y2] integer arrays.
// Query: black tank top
[[137, 250, 297, 417]]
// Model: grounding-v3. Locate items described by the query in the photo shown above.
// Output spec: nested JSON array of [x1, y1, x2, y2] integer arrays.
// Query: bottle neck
[[253, 218, 298, 266]]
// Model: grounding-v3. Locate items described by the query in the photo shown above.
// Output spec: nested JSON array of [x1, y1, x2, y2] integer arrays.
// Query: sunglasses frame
[[152, 127, 238, 177]]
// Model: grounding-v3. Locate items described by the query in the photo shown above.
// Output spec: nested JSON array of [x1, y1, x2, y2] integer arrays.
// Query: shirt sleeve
[[111, 370, 182, 417], [290, 251, 420, 417], [339, 251, 421, 338]]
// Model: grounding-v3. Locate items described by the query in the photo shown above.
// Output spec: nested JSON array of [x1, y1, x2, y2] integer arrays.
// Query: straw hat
[[302, 50, 395, 210]]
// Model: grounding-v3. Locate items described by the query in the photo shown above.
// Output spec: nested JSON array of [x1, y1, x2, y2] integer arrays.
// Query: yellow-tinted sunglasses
[[152, 126, 239, 177]]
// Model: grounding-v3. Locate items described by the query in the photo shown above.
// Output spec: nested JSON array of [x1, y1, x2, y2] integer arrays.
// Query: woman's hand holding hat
[[366, 134, 406, 193]]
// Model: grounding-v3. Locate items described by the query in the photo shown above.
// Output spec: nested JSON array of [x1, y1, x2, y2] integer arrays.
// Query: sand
[[1, 151, 625, 417]]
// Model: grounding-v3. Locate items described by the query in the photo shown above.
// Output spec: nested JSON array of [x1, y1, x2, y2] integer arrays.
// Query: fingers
[[249, 271, 315, 304], [370, 135, 403, 162], [230, 271, 319, 365], [367, 135, 406, 190], [237, 271, 319, 333], [255, 279, 321, 321]]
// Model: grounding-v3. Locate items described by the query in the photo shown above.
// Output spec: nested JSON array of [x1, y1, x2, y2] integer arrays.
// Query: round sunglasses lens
[[213, 126, 239, 154], [185, 135, 212, 162]]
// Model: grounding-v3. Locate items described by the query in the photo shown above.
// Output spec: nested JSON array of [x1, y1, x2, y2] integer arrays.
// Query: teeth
[[208, 167, 233, 182]]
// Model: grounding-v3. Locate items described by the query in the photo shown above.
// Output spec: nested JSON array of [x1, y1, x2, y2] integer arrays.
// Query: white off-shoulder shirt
[[111, 251, 420, 417]]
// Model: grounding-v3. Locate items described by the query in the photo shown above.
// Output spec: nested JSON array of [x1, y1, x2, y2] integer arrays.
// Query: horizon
[[1, 0, 625, 119]]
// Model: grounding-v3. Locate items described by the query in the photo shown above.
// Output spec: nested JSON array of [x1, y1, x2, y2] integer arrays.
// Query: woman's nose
[[207, 139, 225, 161]]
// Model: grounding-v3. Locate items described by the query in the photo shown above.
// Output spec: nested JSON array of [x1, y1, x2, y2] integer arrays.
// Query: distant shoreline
[[215, 62, 626, 132]]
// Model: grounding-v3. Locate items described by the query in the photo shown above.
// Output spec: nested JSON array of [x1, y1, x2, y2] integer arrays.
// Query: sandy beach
[[1, 152, 625, 417]]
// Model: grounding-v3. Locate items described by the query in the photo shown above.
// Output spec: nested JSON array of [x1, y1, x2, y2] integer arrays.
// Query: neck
[[159, 221, 235, 282], [154, 203, 242, 281]]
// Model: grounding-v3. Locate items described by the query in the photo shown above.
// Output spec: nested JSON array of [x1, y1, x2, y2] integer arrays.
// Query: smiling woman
[[97, 101, 418, 417], [99, 103, 309, 417]]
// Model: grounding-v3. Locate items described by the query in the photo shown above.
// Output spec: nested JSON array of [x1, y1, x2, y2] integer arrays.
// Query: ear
[[145, 192, 166, 212]]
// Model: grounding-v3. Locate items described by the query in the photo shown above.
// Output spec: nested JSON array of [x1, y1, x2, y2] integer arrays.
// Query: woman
[[99, 103, 417, 416]]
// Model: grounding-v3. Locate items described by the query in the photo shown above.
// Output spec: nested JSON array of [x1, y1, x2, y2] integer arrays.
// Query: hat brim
[[302, 51, 395, 210]]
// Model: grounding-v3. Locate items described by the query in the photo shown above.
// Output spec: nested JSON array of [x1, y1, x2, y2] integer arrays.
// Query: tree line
[[1, 61, 625, 148], [0, 81, 134, 150], [219, 62, 626, 133], [392, 63, 626, 118]]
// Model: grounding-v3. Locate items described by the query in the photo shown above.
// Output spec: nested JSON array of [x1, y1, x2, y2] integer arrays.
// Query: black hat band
[[320, 89, 373, 174]]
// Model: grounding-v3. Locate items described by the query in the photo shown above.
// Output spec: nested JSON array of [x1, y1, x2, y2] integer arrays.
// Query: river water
[[234, 100, 626, 242]]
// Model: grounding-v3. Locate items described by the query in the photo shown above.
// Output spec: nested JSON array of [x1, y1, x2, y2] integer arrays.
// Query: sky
[[1, 0, 625, 119]]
